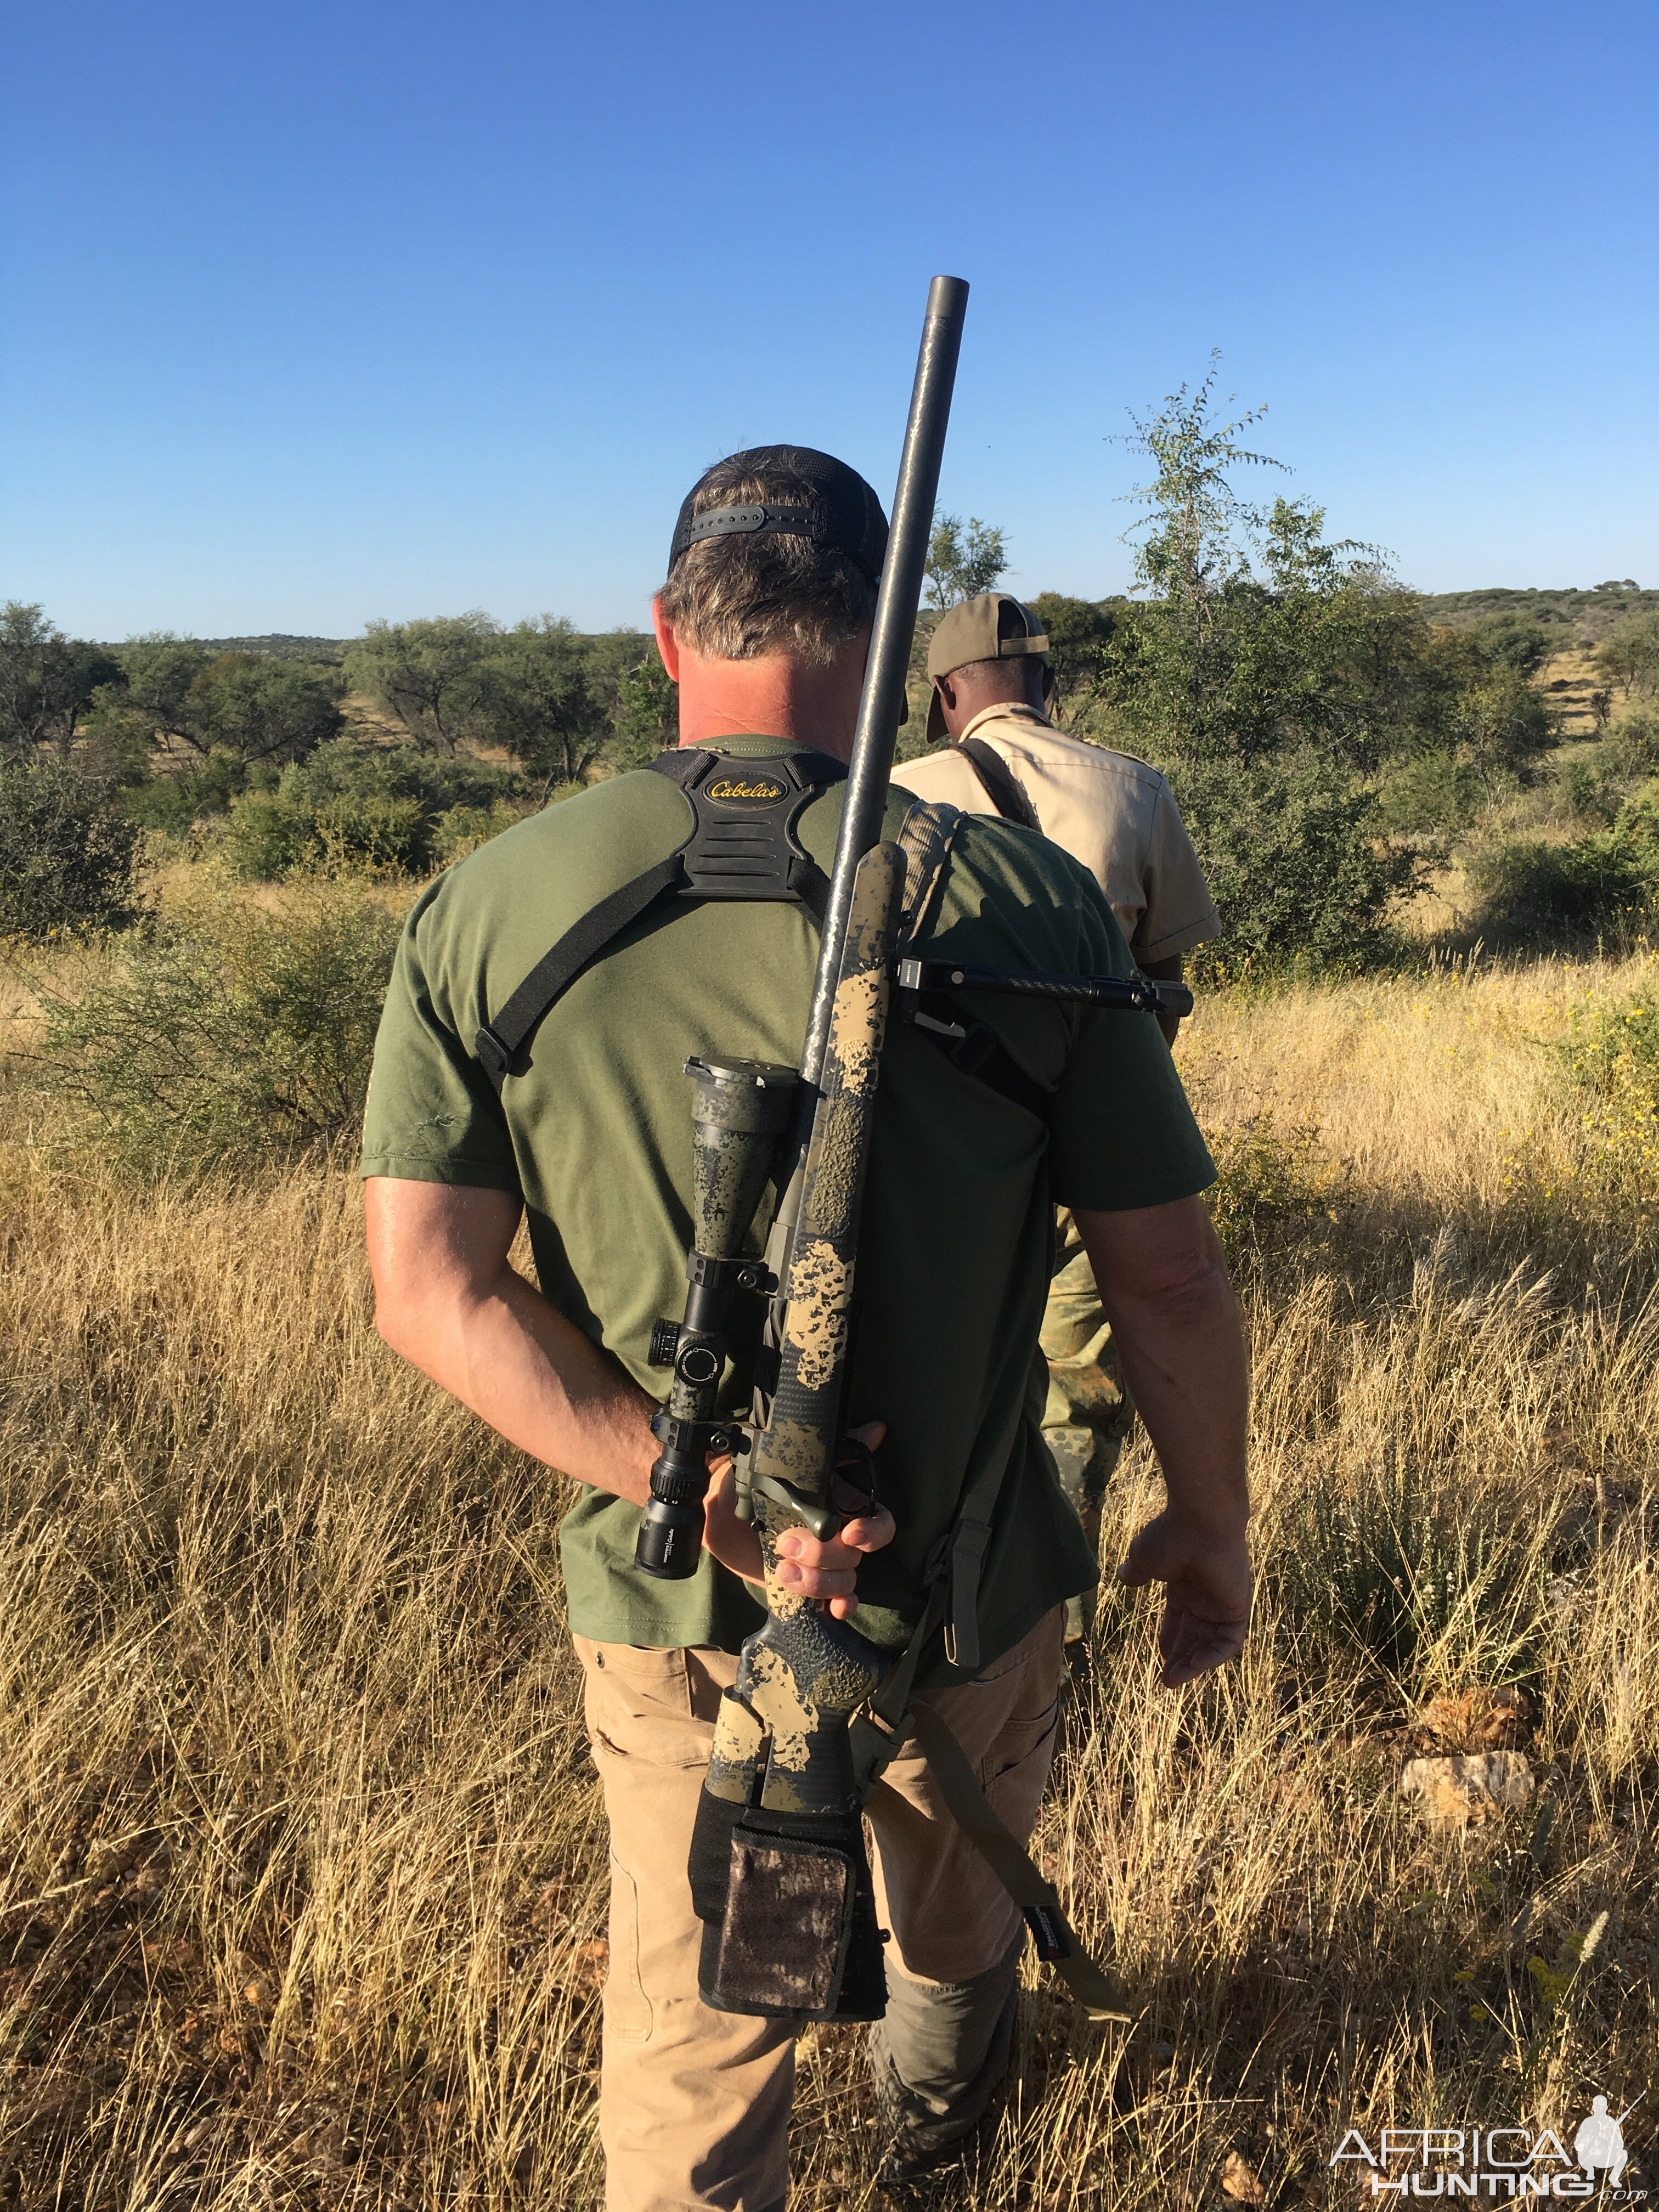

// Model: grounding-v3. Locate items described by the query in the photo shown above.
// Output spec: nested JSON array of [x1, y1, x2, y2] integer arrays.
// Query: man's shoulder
[[975, 712, 1171, 795], [420, 769, 691, 927], [935, 803, 1127, 968]]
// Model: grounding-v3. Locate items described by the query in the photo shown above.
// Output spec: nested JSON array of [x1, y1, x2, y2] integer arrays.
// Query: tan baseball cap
[[924, 593, 1050, 743]]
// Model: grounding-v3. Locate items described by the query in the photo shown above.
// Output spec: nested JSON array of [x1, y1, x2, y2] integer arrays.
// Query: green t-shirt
[[360, 737, 1215, 1674]]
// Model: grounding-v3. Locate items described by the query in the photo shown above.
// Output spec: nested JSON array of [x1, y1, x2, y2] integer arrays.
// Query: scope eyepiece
[[635, 1486, 709, 1579]]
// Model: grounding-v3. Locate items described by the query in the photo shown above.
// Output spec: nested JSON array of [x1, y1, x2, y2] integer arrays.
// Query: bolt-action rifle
[[630, 278, 1189, 2027], [631, 274, 970, 2024]]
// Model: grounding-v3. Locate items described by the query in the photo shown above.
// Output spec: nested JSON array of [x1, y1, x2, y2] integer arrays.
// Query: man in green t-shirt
[[361, 445, 1250, 2208]]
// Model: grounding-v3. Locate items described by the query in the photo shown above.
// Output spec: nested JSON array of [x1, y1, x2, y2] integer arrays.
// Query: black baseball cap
[[668, 445, 889, 584]]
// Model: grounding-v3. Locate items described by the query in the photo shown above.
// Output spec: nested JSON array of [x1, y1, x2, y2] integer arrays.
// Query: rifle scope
[[634, 1058, 797, 1579]]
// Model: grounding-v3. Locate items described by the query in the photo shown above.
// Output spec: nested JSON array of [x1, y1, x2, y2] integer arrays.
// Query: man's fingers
[[837, 1503, 896, 1554], [1156, 1596, 1250, 1688]]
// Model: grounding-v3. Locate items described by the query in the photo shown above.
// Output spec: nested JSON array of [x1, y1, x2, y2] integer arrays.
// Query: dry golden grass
[[1, 945, 1655, 2206]]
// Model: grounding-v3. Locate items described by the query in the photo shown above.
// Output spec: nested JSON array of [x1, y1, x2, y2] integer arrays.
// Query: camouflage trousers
[[1041, 1210, 1135, 1642]]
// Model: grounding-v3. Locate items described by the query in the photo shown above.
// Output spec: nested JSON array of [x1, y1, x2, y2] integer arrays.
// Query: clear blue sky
[[4, 0, 1656, 640]]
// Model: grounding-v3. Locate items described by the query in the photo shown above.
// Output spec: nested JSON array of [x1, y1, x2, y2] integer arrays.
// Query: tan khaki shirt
[[895, 704, 1220, 964]]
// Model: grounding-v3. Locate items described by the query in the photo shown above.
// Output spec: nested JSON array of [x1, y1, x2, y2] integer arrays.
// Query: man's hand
[[366, 1181, 897, 1612], [703, 1423, 895, 1620], [1116, 1507, 1252, 1688], [1076, 1194, 1251, 1691]]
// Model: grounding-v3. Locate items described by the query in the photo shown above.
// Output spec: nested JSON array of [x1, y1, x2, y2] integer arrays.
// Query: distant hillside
[[198, 634, 346, 661], [1419, 584, 1656, 642]]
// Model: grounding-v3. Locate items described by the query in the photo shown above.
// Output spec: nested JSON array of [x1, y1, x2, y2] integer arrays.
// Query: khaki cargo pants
[[576, 1605, 1065, 2211], [1041, 1210, 1133, 1640]]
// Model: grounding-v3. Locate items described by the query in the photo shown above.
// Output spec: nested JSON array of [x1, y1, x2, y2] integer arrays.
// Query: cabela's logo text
[[705, 776, 787, 804]]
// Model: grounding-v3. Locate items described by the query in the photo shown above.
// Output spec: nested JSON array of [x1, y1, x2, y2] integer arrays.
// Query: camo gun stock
[[637, 275, 969, 2024]]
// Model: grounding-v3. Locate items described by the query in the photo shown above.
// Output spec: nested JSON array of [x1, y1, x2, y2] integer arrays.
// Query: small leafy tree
[[924, 513, 1009, 610], [474, 617, 606, 786], [1594, 615, 1659, 701], [187, 653, 344, 765], [1118, 354, 1284, 629], [346, 614, 499, 752], [0, 758, 148, 938], [0, 604, 122, 758]]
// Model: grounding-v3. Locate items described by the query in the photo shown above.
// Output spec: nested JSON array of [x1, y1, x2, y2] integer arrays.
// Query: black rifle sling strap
[[893, 797, 1051, 1122], [475, 748, 842, 1092], [846, 1414, 1132, 2022], [957, 736, 1041, 831]]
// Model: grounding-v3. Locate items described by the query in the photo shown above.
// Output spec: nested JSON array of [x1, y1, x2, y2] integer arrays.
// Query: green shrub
[[0, 758, 148, 940], [1601, 710, 1659, 780], [1273, 1444, 1541, 1691], [1201, 1113, 1343, 1264], [429, 799, 531, 866], [120, 747, 246, 833], [1468, 791, 1659, 945], [1560, 986, 1659, 1197], [1554, 758, 1619, 823], [1172, 748, 1420, 972], [218, 739, 527, 879], [1377, 750, 1483, 834], [27, 882, 402, 1167]]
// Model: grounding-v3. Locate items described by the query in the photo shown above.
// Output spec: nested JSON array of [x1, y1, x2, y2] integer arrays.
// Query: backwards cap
[[924, 592, 1051, 743], [668, 445, 889, 585]]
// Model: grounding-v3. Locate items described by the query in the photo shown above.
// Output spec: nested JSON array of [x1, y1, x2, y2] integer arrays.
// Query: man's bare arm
[[363, 1176, 891, 1613], [1074, 1194, 1250, 1686]]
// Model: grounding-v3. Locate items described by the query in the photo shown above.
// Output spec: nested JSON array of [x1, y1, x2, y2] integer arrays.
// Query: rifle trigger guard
[[748, 1471, 842, 1541], [832, 1434, 879, 1517]]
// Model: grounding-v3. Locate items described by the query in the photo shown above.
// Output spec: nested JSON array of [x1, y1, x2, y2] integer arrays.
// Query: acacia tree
[[188, 654, 345, 764], [0, 603, 121, 758], [474, 617, 606, 786], [924, 513, 1009, 610], [346, 614, 498, 752], [114, 635, 213, 747]]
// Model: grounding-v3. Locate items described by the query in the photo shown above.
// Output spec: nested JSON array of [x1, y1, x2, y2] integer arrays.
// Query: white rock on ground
[[1400, 1751, 1534, 1824]]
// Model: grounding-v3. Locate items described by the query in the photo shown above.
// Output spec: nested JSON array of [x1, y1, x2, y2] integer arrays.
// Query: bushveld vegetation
[[1, 368, 1655, 2200], [2, 937, 1656, 2204]]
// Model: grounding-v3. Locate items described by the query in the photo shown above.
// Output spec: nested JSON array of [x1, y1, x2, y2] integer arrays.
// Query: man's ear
[[936, 673, 957, 715], [651, 595, 681, 683]]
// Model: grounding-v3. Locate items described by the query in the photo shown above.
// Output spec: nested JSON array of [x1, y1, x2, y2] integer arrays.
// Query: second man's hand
[[702, 1421, 893, 1620]]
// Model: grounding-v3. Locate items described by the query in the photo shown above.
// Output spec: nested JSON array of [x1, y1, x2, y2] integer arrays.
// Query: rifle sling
[[845, 1328, 1127, 2020], [957, 737, 1041, 832], [883, 1705, 1133, 2024]]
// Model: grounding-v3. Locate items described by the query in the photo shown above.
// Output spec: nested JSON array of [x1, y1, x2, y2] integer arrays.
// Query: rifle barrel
[[799, 274, 969, 1088]]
